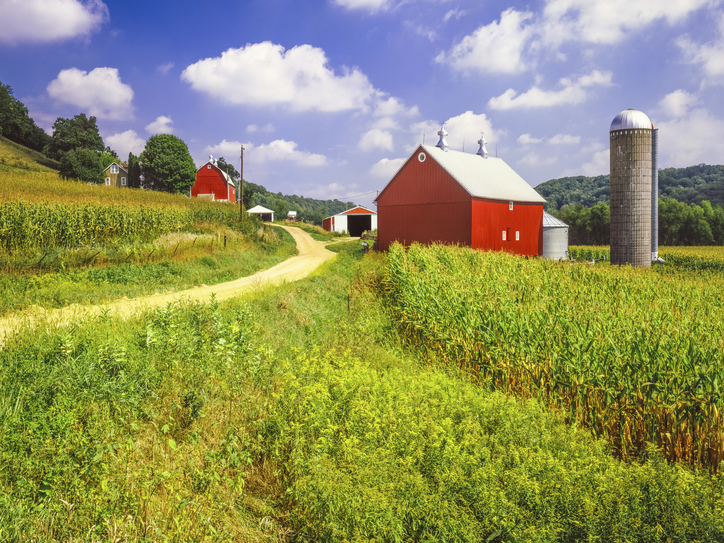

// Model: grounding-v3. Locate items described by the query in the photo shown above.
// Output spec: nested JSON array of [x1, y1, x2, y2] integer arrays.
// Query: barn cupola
[[435, 123, 449, 151], [209, 154, 214, 164], [476, 133, 488, 159]]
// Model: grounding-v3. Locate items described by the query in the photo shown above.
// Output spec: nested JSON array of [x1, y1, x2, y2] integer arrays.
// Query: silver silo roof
[[543, 211, 568, 228], [610, 109, 652, 131]]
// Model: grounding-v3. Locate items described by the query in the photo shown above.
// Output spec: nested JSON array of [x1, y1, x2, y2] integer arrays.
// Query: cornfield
[[384, 243, 724, 469]]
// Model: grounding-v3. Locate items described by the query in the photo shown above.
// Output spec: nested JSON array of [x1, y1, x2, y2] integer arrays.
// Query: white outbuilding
[[322, 206, 377, 236], [248, 205, 274, 222]]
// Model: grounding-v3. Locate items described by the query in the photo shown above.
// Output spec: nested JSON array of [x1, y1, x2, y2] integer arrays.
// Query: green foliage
[[140, 134, 197, 194], [0, 82, 51, 153], [58, 147, 103, 183], [536, 174, 610, 212], [556, 201, 610, 245], [384, 243, 724, 468], [45, 113, 104, 161], [127, 152, 141, 188], [215, 156, 240, 182]]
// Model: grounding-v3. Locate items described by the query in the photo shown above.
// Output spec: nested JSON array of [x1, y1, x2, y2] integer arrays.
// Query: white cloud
[[156, 62, 175, 75], [371, 117, 400, 130], [518, 133, 543, 144], [541, 0, 713, 45], [359, 129, 394, 152], [332, 0, 393, 12], [182, 42, 378, 112], [205, 139, 327, 168], [405, 21, 437, 41], [443, 8, 467, 23], [47, 67, 134, 120], [374, 96, 419, 117], [435, 8, 534, 74], [656, 108, 724, 166], [517, 153, 557, 166], [105, 130, 145, 158], [548, 134, 581, 145], [145, 115, 174, 134], [659, 89, 700, 118], [488, 70, 612, 110], [0, 0, 108, 44], [247, 123, 275, 133], [370, 157, 405, 178], [410, 111, 500, 153], [677, 14, 724, 78], [563, 149, 610, 177]]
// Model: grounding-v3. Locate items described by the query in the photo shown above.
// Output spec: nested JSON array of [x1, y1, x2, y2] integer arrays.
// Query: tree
[[45, 113, 105, 160], [128, 152, 142, 188], [0, 81, 51, 152], [140, 134, 196, 194], [59, 148, 103, 183], [215, 156, 240, 182]]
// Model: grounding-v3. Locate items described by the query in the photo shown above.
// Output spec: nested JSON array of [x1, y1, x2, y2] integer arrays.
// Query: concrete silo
[[609, 109, 653, 267]]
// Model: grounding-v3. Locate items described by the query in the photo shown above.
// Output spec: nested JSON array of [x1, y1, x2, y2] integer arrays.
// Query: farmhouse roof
[[375, 144, 546, 205], [103, 162, 128, 174]]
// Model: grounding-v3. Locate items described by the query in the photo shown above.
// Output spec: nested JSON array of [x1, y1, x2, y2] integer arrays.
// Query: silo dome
[[610, 109, 652, 131]]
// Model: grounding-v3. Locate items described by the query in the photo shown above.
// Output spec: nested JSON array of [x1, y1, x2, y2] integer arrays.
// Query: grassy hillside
[[0, 136, 59, 174]]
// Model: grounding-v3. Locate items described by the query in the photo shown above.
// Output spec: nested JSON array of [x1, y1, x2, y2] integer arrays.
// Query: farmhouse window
[[105, 177, 111, 186], [111, 165, 118, 174], [121, 177, 127, 186]]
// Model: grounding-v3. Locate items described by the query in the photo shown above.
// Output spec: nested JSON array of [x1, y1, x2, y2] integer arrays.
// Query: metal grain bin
[[542, 211, 569, 260]]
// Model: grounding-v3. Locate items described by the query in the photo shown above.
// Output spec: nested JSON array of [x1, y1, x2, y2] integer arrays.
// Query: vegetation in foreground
[[1, 241, 723, 541], [384, 242, 724, 470]]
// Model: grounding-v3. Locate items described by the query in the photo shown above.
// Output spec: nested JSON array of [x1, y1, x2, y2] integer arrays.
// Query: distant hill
[[0, 136, 60, 174], [243, 180, 357, 226], [536, 164, 724, 212]]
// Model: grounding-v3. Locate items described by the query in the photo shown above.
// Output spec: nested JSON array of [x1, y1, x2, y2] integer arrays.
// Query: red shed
[[191, 158, 236, 202], [374, 143, 546, 256]]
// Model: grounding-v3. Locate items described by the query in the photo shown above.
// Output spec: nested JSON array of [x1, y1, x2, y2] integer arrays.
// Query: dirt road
[[0, 226, 338, 342]]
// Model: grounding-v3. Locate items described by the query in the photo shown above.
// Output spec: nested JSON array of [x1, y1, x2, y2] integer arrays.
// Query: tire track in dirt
[[0, 226, 338, 344]]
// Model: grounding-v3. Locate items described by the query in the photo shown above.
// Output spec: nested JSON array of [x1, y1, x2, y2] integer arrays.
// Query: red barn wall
[[471, 199, 543, 256], [192, 166, 233, 201], [322, 217, 332, 231], [377, 147, 472, 250]]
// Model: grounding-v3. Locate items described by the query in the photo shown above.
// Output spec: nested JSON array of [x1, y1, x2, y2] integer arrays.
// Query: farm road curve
[[0, 226, 337, 344]]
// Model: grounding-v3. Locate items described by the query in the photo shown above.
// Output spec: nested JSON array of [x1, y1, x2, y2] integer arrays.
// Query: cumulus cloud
[[370, 157, 405, 178], [181, 42, 379, 112], [541, 0, 713, 46], [518, 133, 543, 144], [47, 67, 134, 120], [435, 9, 534, 74], [359, 129, 394, 152], [0, 0, 108, 44], [659, 89, 700, 118], [145, 115, 174, 134], [374, 96, 419, 117], [656, 108, 724, 166], [247, 123, 275, 133], [677, 14, 724, 78], [517, 153, 557, 167], [205, 139, 327, 167], [488, 70, 612, 110], [548, 134, 581, 145], [105, 130, 145, 158], [563, 149, 610, 177], [410, 111, 500, 153]]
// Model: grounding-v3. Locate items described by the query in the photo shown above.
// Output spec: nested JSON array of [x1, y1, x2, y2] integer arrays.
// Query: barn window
[[509, 201, 513, 210], [207, 164, 211, 169], [418, 152, 426, 162], [121, 177, 127, 186], [110, 164, 118, 174], [502, 231, 506, 241], [105, 177, 111, 186], [516, 231, 520, 241]]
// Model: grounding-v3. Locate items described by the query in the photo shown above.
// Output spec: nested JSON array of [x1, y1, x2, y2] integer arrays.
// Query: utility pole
[[239, 145, 244, 220]]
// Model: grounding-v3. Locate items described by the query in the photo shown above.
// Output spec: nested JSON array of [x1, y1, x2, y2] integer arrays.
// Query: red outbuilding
[[374, 134, 546, 256], [191, 157, 236, 202]]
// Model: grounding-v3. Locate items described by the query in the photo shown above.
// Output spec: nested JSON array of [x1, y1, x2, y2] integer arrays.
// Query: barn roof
[[198, 161, 235, 188], [248, 205, 273, 214], [376, 145, 546, 204]]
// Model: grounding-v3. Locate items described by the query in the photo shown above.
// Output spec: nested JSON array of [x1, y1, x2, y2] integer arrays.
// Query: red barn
[[191, 158, 236, 202], [374, 143, 546, 256]]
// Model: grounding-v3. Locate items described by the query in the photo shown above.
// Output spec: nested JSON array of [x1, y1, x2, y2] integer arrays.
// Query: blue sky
[[1, 0, 723, 208]]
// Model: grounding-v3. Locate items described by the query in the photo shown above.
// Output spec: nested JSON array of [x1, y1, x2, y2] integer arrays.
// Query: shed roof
[[247, 205, 273, 214], [376, 145, 546, 204], [341, 205, 376, 215], [543, 211, 568, 228]]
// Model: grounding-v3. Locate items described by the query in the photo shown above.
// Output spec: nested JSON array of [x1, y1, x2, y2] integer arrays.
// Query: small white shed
[[322, 206, 377, 237], [248, 205, 274, 222], [542, 211, 569, 260]]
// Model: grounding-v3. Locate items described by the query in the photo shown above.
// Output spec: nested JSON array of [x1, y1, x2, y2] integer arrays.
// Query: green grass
[[1, 240, 723, 541], [0, 137, 59, 173], [293, 222, 349, 242]]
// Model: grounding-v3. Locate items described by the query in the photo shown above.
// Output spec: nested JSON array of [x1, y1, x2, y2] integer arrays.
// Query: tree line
[[556, 199, 724, 246]]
